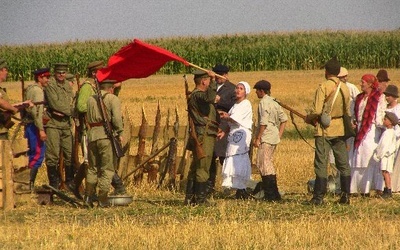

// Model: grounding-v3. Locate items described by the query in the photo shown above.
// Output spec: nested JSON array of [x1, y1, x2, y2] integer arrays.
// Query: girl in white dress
[[218, 81, 253, 199]]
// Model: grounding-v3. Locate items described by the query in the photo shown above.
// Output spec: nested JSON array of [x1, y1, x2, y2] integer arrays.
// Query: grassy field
[[1, 69, 400, 249]]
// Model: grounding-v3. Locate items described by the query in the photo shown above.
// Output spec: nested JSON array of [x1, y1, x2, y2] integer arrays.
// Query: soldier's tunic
[[187, 80, 218, 182], [0, 87, 11, 139], [86, 90, 123, 200], [44, 78, 75, 187], [24, 83, 46, 169], [76, 79, 96, 161]]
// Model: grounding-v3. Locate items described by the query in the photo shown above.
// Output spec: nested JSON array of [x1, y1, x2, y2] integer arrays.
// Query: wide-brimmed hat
[[383, 84, 399, 98]]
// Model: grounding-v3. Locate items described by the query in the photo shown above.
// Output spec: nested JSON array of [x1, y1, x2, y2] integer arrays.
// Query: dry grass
[[1, 69, 400, 249]]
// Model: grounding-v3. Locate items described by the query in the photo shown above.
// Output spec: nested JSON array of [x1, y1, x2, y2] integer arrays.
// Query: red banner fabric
[[96, 39, 189, 82]]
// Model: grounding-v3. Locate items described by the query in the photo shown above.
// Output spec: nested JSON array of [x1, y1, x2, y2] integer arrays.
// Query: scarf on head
[[354, 74, 380, 150]]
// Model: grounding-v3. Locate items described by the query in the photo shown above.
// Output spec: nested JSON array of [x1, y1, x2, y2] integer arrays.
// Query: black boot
[[252, 181, 263, 196], [46, 165, 60, 189], [235, 189, 250, 200], [29, 168, 39, 191], [195, 181, 215, 206], [262, 176, 274, 201], [184, 179, 196, 206], [338, 175, 351, 204], [111, 173, 127, 195], [206, 156, 218, 195], [309, 177, 327, 205], [270, 175, 282, 201], [381, 187, 392, 199]]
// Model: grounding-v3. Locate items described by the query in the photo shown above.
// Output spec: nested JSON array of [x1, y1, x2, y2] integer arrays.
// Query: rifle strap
[[290, 112, 315, 150]]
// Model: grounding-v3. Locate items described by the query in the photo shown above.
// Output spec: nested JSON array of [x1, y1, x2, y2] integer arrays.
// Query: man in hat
[[0, 58, 34, 139], [84, 79, 124, 208], [44, 63, 75, 190], [69, 61, 127, 200], [185, 69, 218, 206], [253, 80, 287, 201], [66, 73, 75, 88], [207, 64, 236, 194], [376, 69, 390, 93], [304, 57, 352, 205], [24, 68, 50, 190]]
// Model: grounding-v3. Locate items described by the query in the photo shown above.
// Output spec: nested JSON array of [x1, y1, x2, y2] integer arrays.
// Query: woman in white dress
[[350, 74, 386, 196], [218, 81, 253, 199]]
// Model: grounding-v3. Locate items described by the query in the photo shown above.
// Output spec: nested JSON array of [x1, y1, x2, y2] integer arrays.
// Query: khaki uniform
[[44, 78, 75, 188], [309, 77, 352, 203], [0, 87, 11, 138], [86, 90, 123, 203]]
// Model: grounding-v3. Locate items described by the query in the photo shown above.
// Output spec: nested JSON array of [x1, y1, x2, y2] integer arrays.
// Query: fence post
[[1, 140, 15, 210]]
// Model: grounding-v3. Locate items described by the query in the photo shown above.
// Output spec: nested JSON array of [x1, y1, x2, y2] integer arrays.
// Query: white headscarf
[[238, 81, 251, 95]]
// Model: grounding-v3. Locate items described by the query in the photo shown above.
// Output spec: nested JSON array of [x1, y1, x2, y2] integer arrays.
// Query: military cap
[[193, 69, 208, 79], [66, 73, 75, 81], [33, 68, 50, 78], [53, 63, 69, 73], [253, 80, 271, 91], [377, 69, 390, 82], [0, 58, 7, 69], [87, 61, 104, 71], [324, 57, 341, 76], [212, 64, 229, 74], [99, 79, 117, 87], [385, 111, 399, 126], [383, 84, 399, 98]]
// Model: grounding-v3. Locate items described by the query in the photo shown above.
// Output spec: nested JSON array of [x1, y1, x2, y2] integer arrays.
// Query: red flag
[[96, 39, 189, 82]]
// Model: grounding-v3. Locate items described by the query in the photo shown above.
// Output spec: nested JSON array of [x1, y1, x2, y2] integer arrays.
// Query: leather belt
[[88, 122, 103, 127]]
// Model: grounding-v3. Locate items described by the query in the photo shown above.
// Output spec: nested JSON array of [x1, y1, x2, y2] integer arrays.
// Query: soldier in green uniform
[[68, 61, 126, 200], [44, 63, 75, 189], [184, 69, 218, 206], [84, 79, 123, 208], [0, 58, 19, 139], [24, 68, 50, 190]]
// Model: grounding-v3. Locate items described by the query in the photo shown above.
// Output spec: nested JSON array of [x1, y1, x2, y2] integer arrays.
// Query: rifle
[[93, 77, 124, 158], [0, 101, 46, 129], [273, 98, 318, 126], [73, 73, 81, 169], [183, 75, 205, 159]]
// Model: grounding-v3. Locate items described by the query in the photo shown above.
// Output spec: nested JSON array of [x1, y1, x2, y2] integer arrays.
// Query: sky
[[1, 0, 400, 46]]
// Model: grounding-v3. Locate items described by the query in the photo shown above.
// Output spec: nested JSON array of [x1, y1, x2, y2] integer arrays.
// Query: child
[[373, 111, 398, 198]]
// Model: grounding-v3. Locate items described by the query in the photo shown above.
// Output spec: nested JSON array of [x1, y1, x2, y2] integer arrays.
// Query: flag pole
[[188, 62, 227, 80]]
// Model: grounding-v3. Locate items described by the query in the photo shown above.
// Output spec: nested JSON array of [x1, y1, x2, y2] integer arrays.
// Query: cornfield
[[1, 30, 400, 81]]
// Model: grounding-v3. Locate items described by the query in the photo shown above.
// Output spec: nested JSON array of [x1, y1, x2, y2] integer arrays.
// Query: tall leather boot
[[29, 168, 39, 191], [262, 175, 274, 201], [46, 165, 60, 189], [270, 175, 282, 201], [67, 162, 87, 200], [310, 177, 327, 205], [195, 181, 215, 206], [83, 182, 96, 208], [111, 173, 127, 195], [338, 175, 351, 204], [184, 179, 196, 206]]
